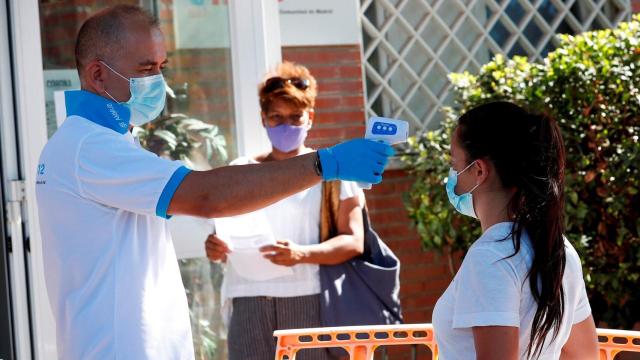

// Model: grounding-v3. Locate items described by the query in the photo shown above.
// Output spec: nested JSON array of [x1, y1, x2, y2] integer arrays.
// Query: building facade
[[0, 1, 637, 359]]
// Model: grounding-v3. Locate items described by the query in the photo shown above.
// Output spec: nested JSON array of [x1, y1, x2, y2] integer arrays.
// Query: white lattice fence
[[360, 0, 631, 132]]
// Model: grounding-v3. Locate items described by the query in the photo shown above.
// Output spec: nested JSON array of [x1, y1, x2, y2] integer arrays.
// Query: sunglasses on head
[[264, 77, 310, 93]]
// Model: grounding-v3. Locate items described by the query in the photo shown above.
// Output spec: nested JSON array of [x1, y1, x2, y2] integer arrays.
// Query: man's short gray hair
[[75, 5, 159, 73]]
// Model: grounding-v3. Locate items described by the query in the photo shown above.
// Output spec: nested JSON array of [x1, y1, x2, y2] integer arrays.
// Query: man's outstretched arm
[[169, 152, 319, 218], [167, 139, 394, 218]]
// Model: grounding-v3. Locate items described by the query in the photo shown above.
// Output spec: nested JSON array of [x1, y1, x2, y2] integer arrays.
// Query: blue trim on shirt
[[65, 90, 131, 134], [156, 166, 192, 219]]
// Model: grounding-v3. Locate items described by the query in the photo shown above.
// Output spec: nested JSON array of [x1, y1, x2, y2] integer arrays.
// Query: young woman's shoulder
[[563, 239, 585, 278], [472, 222, 527, 253], [466, 222, 533, 274]]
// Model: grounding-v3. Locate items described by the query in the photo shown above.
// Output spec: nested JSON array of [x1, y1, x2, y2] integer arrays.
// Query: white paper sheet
[[214, 210, 293, 281]]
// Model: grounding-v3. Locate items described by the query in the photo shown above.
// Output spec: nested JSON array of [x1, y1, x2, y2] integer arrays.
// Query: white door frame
[[0, 1, 32, 358], [228, 0, 282, 159], [4, 0, 282, 358], [4, 0, 53, 359]]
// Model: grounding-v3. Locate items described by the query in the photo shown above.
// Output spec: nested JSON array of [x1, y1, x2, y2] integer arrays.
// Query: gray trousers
[[227, 294, 334, 360]]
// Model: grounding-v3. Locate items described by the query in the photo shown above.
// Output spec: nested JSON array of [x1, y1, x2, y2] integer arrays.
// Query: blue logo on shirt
[[37, 163, 45, 175], [106, 103, 128, 129]]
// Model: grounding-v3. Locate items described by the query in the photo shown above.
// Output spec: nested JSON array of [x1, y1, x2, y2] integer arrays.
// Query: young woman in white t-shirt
[[432, 101, 598, 359], [204, 62, 364, 360]]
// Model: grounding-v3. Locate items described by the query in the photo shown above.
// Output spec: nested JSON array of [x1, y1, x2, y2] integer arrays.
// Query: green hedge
[[403, 15, 640, 328]]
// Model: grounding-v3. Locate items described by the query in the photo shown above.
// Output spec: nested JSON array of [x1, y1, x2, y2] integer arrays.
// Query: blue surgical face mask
[[100, 61, 167, 126], [445, 160, 480, 219]]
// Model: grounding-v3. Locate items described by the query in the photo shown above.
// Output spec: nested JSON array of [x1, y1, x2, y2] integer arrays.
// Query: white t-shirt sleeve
[[76, 131, 191, 219], [573, 280, 591, 324], [566, 244, 592, 324], [339, 181, 365, 207], [452, 247, 522, 328]]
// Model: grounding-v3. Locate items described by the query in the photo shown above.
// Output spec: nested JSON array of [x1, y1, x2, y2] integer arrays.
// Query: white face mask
[[100, 61, 167, 126]]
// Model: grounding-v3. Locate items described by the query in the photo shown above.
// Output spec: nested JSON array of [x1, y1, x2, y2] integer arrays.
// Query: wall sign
[[43, 69, 80, 137], [173, 0, 230, 49], [279, 0, 361, 46], [173, 0, 360, 49]]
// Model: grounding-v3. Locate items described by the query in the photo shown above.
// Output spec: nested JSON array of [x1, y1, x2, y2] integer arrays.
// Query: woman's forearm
[[300, 234, 364, 265]]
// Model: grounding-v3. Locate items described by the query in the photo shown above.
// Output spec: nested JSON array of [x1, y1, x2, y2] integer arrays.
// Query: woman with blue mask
[[205, 62, 366, 360], [432, 101, 598, 359]]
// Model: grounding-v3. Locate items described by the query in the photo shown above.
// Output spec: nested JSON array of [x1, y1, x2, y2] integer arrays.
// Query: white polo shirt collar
[[65, 90, 130, 134]]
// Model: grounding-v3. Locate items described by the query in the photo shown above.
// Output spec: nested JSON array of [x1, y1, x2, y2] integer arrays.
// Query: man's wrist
[[314, 151, 323, 177], [317, 148, 338, 180]]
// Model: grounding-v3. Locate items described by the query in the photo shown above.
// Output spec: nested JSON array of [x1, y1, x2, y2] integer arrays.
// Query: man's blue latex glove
[[318, 139, 395, 184]]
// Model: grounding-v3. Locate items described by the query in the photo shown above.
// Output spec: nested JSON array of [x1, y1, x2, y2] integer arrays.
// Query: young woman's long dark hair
[[457, 101, 567, 358]]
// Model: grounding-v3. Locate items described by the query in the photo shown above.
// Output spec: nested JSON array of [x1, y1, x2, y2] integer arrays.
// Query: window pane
[[360, 0, 632, 129], [154, 0, 236, 169]]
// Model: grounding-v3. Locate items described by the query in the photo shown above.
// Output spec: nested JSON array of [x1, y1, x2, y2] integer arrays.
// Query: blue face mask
[[445, 160, 480, 219], [100, 61, 167, 126]]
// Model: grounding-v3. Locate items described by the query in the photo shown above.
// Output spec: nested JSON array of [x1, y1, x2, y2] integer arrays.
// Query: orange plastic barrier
[[274, 324, 437, 360], [273, 324, 640, 360], [597, 328, 640, 360]]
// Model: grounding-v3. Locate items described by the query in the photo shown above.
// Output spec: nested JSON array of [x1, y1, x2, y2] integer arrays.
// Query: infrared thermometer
[[359, 117, 409, 189]]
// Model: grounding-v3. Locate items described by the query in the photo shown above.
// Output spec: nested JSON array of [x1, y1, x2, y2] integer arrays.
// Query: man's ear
[[260, 112, 267, 128], [84, 60, 106, 93]]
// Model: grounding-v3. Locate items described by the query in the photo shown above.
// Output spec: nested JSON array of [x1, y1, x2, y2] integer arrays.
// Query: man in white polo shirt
[[35, 5, 394, 360]]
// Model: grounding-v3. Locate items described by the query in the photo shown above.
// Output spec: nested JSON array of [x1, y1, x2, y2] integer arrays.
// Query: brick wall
[[634, 0, 640, 13], [282, 45, 367, 149]]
